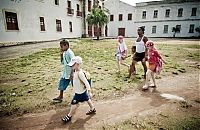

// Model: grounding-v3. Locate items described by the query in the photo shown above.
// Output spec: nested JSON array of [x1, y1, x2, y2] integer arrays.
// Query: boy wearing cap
[[116, 35, 129, 72], [62, 56, 96, 123]]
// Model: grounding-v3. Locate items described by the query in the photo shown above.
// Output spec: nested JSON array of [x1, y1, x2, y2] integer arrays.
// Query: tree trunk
[[82, 0, 87, 38], [173, 32, 176, 38], [97, 24, 100, 40]]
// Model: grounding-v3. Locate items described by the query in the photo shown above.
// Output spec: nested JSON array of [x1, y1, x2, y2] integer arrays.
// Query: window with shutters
[[189, 24, 194, 33], [55, 0, 59, 5], [153, 10, 158, 18], [110, 15, 114, 21], [178, 8, 183, 17], [142, 11, 146, 19], [163, 25, 168, 33], [40, 17, 45, 31], [56, 19, 62, 32], [128, 13, 132, 20], [191, 8, 197, 16], [152, 26, 157, 34], [165, 9, 170, 17], [69, 22, 72, 32], [119, 14, 123, 21], [5, 11, 19, 30]]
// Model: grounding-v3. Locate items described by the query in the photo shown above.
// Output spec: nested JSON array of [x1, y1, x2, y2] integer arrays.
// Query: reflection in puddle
[[160, 93, 185, 101]]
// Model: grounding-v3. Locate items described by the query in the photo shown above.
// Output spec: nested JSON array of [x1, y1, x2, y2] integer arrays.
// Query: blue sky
[[120, 0, 161, 6]]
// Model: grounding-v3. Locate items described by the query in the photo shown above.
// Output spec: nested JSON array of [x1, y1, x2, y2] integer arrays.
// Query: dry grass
[[0, 38, 199, 117]]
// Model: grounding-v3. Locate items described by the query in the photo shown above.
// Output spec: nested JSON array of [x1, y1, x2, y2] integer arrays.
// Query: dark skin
[[57, 44, 73, 99], [128, 27, 148, 78]]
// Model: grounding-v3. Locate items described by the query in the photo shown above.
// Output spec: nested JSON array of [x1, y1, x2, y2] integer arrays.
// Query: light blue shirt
[[61, 48, 75, 79]]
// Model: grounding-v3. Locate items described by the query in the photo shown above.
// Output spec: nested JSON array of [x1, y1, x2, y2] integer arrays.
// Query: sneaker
[[142, 85, 149, 90]]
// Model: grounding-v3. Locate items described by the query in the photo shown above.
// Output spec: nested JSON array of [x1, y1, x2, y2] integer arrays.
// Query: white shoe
[[142, 85, 149, 90]]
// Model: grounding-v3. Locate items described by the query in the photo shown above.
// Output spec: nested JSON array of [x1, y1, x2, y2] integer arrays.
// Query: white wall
[[105, 0, 136, 37], [135, 1, 200, 37], [0, 0, 83, 42]]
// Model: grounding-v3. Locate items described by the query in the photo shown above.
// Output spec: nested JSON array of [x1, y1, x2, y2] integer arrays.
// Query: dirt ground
[[0, 38, 199, 130]]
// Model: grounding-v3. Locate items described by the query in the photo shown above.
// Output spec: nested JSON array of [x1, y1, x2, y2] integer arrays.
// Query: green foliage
[[86, 7, 108, 40], [172, 26, 181, 37]]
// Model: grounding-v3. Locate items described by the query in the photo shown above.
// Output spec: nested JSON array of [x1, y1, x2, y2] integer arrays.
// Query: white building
[[134, 0, 200, 37], [0, 0, 104, 43], [0, 0, 199, 43], [104, 0, 200, 38], [104, 0, 136, 37]]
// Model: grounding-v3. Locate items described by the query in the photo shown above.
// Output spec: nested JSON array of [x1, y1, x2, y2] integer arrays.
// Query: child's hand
[[88, 91, 93, 98], [60, 49, 64, 54]]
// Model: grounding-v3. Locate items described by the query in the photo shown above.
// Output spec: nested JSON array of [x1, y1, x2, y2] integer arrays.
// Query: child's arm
[[155, 50, 167, 64], [60, 50, 64, 63], [79, 71, 92, 97]]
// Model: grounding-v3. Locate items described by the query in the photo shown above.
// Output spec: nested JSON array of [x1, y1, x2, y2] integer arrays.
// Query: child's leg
[[54, 79, 70, 101], [62, 104, 78, 123], [59, 90, 64, 98], [120, 60, 129, 68], [86, 99, 96, 115], [87, 99, 95, 110], [150, 71, 156, 86], [68, 104, 78, 117], [141, 60, 147, 78], [117, 60, 121, 71], [143, 69, 151, 89]]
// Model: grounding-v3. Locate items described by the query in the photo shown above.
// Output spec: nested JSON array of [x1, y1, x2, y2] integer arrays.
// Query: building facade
[[0, 0, 104, 43], [0, 0, 199, 43], [134, 0, 200, 37], [104, 0, 136, 37]]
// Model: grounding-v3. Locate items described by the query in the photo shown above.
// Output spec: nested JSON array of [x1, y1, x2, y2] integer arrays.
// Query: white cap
[[68, 56, 83, 66]]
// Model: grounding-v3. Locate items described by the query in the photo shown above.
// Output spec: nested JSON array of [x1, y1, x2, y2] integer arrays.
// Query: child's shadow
[[68, 115, 95, 130]]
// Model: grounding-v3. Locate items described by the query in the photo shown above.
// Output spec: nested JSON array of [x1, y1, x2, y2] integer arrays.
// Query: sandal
[[62, 115, 71, 123], [53, 97, 63, 103], [86, 108, 96, 115]]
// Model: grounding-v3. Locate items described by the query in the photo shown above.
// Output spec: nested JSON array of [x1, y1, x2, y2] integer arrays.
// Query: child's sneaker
[[142, 85, 149, 90], [86, 108, 96, 115], [62, 115, 71, 123]]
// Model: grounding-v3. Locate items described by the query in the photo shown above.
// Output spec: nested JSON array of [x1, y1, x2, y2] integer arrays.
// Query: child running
[[115, 35, 129, 72], [62, 56, 96, 123], [142, 41, 166, 90]]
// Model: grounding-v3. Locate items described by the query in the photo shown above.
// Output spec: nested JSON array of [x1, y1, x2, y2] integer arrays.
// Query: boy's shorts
[[58, 78, 71, 91], [71, 91, 90, 105]]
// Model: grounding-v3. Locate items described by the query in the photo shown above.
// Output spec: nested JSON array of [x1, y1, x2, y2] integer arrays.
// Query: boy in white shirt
[[62, 56, 96, 123]]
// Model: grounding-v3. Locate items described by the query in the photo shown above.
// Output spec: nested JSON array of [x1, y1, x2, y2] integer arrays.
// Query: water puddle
[[160, 93, 185, 101]]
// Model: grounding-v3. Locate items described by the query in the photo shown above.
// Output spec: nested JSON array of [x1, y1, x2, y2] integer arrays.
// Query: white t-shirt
[[117, 42, 127, 55], [73, 69, 91, 94]]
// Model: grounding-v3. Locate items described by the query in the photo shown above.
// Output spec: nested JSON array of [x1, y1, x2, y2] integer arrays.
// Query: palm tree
[[86, 7, 108, 40], [82, 0, 87, 38], [172, 26, 180, 38]]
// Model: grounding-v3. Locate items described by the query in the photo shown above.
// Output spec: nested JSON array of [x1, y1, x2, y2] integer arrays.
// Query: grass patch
[[0, 39, 199, 117], [102, 115, 200, 130]]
